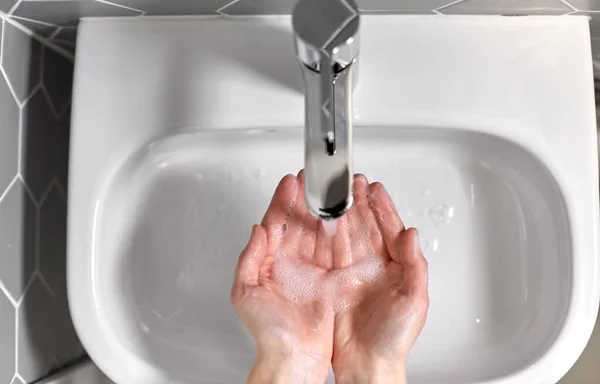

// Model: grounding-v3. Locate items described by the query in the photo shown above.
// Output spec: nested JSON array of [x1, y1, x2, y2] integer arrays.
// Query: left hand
[[230, 173, 334, 383]]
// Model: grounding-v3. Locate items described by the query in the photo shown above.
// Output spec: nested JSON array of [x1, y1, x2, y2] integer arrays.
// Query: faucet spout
[[292, 0, 360, 219]]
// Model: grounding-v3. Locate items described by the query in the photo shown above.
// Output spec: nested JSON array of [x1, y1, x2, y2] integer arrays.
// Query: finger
[[369, 182, 405, 260], [231, 225, 268, 301], [396, 228, 428, 296], [261, 174, 298, 255], [353, 173, 369, 206], [282, 169, 318, 262]]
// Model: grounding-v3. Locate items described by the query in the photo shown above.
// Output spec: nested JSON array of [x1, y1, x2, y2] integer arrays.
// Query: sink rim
[[68, 15, 599, 384], [95, 126, 573, 383]]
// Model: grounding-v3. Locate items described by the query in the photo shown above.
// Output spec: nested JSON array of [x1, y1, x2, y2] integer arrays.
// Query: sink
[[68, 16, 599, 384]]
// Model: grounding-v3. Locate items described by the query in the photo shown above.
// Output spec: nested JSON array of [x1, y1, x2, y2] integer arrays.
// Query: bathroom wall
[[0, 14, 81, 384], [1, 0, 599, 383]]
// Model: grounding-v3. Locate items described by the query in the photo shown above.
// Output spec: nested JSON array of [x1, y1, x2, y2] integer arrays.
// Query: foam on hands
[[272, 219, 387, 312]]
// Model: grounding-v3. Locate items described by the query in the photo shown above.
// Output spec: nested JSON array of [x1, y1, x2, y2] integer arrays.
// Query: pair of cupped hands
[[231, 171, 429, 384]]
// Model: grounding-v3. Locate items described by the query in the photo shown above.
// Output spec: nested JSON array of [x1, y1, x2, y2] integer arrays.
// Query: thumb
[[231, 225, 267, 301], [393, 228, 428, 296]]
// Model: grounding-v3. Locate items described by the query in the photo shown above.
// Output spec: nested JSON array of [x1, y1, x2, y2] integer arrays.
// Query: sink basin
[[97, 128, 570, 383], [68, 15, 599, 384]]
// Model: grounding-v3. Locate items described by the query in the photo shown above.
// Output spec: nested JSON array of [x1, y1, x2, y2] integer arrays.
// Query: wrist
[[248, 351, 330, 384], [334, 358, 407, 384]]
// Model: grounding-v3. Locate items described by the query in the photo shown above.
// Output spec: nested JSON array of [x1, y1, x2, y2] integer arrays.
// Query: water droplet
[[429, 203, 455, 225], [7, 244, 11, 249], [322, 219, 337, 237], [476, 318, 481, 324], [195, 173, 204, 181], [254, 168, 267, 178], [432, 238, 439, 252], [420, 237, 430, 251], [422, 188, 432, 196]]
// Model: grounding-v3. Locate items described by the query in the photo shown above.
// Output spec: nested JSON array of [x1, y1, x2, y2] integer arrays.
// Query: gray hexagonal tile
[[42, 47, 73, 117], [18, 278, 81, 382], [568, 0, 599, 11], [110, 0, 232, 15], [357, 0, 455, 11], [39, 187, 67, 295], [13, 1, 141, 26], [9, 375, 25, 384], [56, 108, 70, 198], [0, 0, 17, 13], [220, 0, 296, 14], [1, 21, 42, 105], [21, 90, 61, 201], [0, 30, 20, 198], [0, 290, 15, 384], [0, 179, 36, 301], [9, 17, 59, 38], [439, 0, 572, 15]]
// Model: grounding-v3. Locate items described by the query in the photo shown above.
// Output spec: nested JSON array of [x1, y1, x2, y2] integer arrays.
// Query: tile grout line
[[3, 16, 74, 61], [0, 66, 21, 106], [17, 174, 36, 206], [41, 83, 61, 120], [37, 179, 55, 209], [8, 0, 23, 16], [20, 82, 41, 109], [10, 15, 58, 28], [14, 307, 18, 377], [34, 197, 41, 270], [0, 174, 18, 204], [559, 0, 578, 12], [0, 279, 17, 307], [16, 270, 38, 307], [49, 26, 63, 40], [435, 0, 468, 12], [216, 0, 242, 16], [94, 0, 145, 14], [53, 178, 67, 203], [38, 273, 56, 298], [16, 107, 22, 176]]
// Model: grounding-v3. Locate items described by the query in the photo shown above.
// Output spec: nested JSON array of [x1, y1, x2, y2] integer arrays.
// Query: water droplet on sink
[[429, 203, 454, 225], [195, 173, 204, 181], [254, 168, 267, 178], [476, 318, 481, 324], [432, 238, 439, 252], [420, 236, 430, 251], [227, 170, 238, 182]]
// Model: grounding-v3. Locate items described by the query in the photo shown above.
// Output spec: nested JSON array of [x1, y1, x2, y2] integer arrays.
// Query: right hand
[[332, 181, 430, 384]]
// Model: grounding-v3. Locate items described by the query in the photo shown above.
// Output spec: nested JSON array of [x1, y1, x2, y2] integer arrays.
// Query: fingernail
[[413, 229, 420, 251]]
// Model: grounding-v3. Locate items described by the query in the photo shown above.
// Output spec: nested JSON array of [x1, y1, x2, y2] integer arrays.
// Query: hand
[[231, 173, 334, 384], [332, 180, 429, 384]]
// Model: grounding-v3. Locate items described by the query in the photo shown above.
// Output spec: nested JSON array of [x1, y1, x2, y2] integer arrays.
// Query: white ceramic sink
[[68, 16, 599, 384]]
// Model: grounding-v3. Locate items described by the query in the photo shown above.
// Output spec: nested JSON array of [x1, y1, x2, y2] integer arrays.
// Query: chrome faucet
[[292, 0, 360, 219]]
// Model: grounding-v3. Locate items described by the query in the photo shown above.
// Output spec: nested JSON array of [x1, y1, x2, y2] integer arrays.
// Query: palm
[[330, 181, 429, 373], [232, 173, 334, 360], [232, 171, 428, 379]]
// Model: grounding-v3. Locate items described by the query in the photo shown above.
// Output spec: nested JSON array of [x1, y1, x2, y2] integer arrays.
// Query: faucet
[[292, 0, 360, 219]]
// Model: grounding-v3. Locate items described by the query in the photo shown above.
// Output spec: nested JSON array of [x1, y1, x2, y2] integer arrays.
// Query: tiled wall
[[1, 0, 600, 383], [0, 14, 81, 384]]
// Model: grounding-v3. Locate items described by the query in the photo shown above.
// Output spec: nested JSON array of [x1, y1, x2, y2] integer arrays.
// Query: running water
[[321, 218, 337, 237], [272, 217, 387, 312]]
